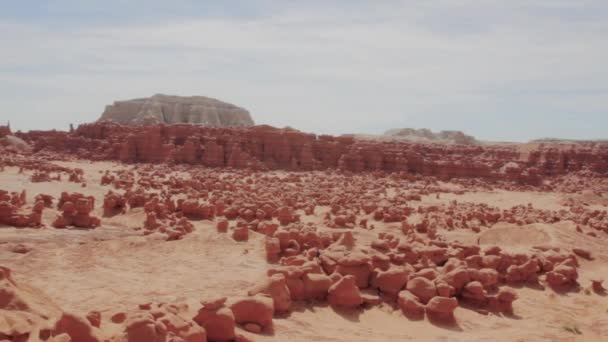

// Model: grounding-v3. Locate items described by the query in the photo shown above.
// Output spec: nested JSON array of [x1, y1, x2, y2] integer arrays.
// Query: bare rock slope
[[98, 94, 254, 127]]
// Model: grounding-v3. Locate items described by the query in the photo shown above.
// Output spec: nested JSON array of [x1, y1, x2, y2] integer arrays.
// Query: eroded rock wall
[[15, 122, 608, 185]]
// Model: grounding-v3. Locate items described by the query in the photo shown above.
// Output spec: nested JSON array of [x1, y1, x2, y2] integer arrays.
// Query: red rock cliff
[[15, 122, 608, 185]]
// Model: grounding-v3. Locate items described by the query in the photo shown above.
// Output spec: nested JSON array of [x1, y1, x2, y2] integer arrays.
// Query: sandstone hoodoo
[[15, 122, 608, 185], [98, 94, 254, 127]]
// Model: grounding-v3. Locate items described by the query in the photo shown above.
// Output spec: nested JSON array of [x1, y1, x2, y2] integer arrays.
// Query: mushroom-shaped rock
[[406, 277, 437, 304], [426, 296, 458, 322], [265, 237, 281, 262], [469, 268, 499, 290], [505, 259, 540, 284], [216, 219, 229, 233], [303, 273, 332, 300], [489, 287, 518, 313], [397, 290, 425, 318], [441, 267, 470, 292], [591, 279, 605, 294], [232, 226, 249, 241], [157, 311, 206, 342], [371, 266, 410, 298], [546, 263, 578, 288], [327, 275, 363, 308], [229, 295, 274, 332], [462, 281, 487, 302], [435, 281, 455, 298], [53, 312, 103, 342], [248, 274, 292, 313], [332, 250, 371, 289], [86, 311, 101, 328], [123, 312, 162, 342], [193, 297, 235, 342]]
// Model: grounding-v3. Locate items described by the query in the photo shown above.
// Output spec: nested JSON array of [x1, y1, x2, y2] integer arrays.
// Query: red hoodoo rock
[[303, 273, 332, 300], [232, 225, 249, 241], [0, 198, 45, 228], [406, 277, 437, 304], [103, 190, 127, 217], [193, 297, 235, 342], [327, 275, 363, 308], [228, 295, 274, 332], [118, 305, 206, 342], [52, 312, 103, 342], [18, 121, 608, 183], [371, 266, 411, 298], [53, 196, 100, 229], [488, 288, 518, 313], [265, 237, 281, 262], [248, 274, 292, 313], [216, 219, 229, 233], [546, 263, 578, 288], [398, 290, 425, 318], [426, 296, 458, 321], [591, 279, 605, 294]]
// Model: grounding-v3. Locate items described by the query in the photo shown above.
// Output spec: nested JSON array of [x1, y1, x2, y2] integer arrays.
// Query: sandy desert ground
[[0, 161, 608, 341]]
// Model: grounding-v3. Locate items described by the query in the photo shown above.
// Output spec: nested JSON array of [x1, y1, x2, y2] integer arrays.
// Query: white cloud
[[0, 0, 607, 141]]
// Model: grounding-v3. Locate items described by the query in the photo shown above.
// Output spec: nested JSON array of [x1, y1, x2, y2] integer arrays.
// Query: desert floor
[[1, 160, 607, 341]]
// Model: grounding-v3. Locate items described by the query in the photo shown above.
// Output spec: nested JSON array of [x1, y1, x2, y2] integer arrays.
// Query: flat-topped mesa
[[14, 122, 608, 184], [384, 128, 478, 145], [98, 94, 254, 127]]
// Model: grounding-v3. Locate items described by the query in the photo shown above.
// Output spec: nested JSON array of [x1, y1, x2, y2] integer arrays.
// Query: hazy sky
[[1, 0, 607, 141]]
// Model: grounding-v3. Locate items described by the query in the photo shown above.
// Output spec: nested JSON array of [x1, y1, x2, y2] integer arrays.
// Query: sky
[[1, 0, 607, 142]]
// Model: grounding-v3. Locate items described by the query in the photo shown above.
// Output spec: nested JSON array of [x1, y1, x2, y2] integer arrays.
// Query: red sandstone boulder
[[426, 296, 458, 321], [248, 274, 292, 313], [371, 266, 411, 298], [216, 219, 229, 233], [276, 206, 296, 226], [462, 281, 487, 302], [398, 290, 425, 318], [193, 297, 235, 342], [232, 226, 249, 241], [122, 312, 162, 341], [327, 275, 363, 308], [591, 279, 605, 294], [505, 259, 540, 284], [546, 263, 578, 288], [103, 191, 127, 217], [86, 311, 101, 328], [53, 196, 100, 229], [303, 273, 332, 300], [229, 295, 274, 332], [265, 237, 281, 262], [52, 312, 103, 342], [572, 248, 592, 260], [406, 277, 437, 304], [488, 288, 518, 313]]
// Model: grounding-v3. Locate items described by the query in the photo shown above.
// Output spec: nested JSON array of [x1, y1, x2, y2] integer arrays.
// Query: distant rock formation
[[0, 122, 11, 138], [384, 128, 478, 145], [0, 135, 31, 152], [98, 94, 254, 127]]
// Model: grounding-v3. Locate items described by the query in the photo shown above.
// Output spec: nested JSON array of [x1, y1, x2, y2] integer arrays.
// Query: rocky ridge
[[15, 122, 608, 186], [384, 128, 478, 145]]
